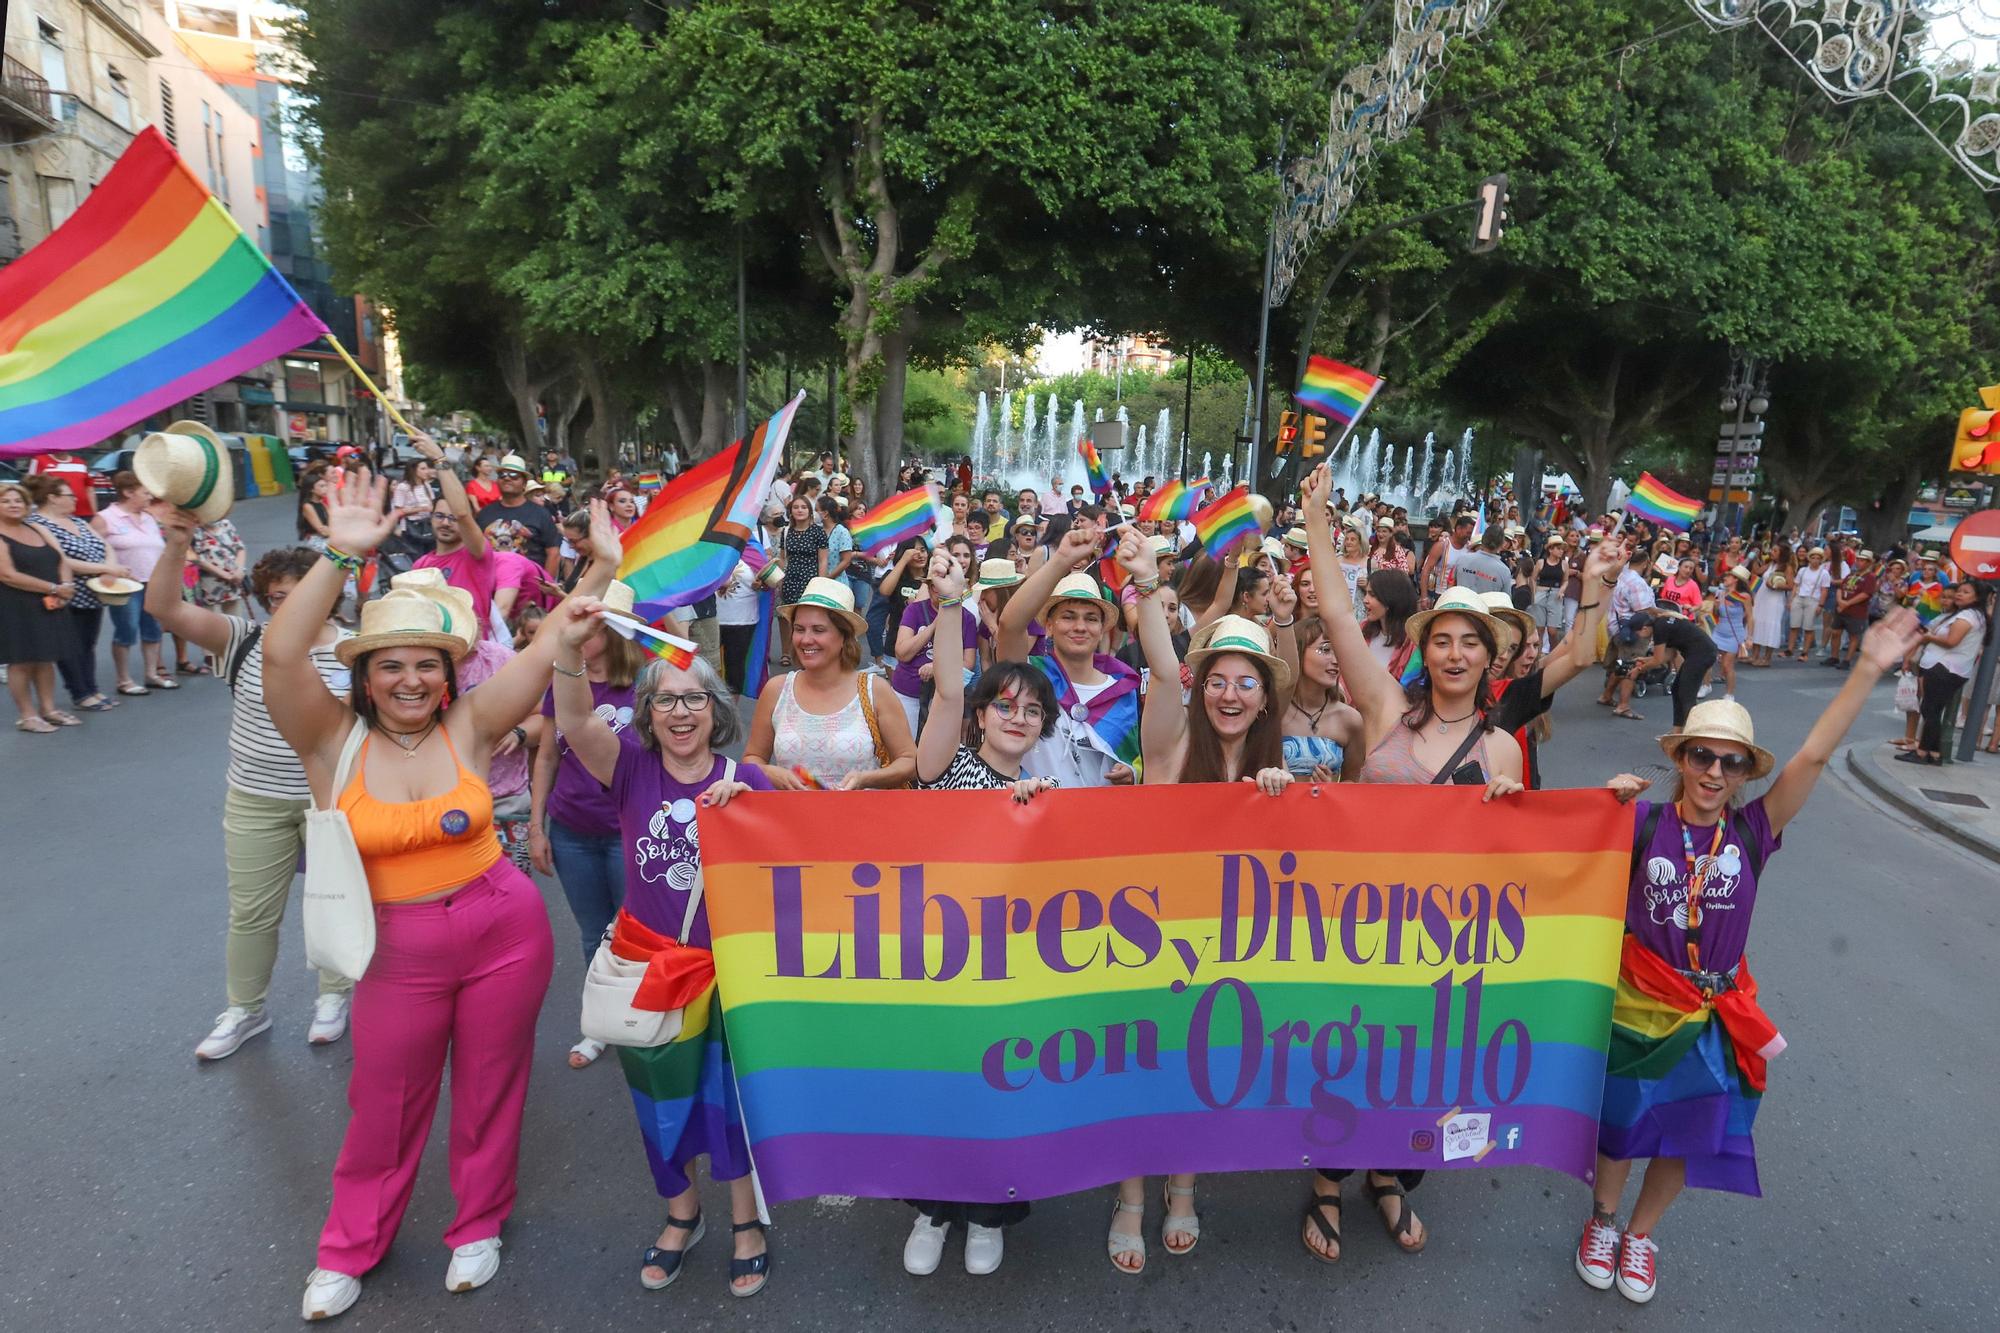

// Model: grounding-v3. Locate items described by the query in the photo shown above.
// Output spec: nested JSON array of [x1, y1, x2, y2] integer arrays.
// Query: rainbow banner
[[1078, 438, 1112, 496], [617, 393, 802, 616], [849, 485, 939, 556], [700, 784, 1631, 1203], [1624, 472, 1702, 532], [1294, 354, 1383, 429], [1190, 484, 1261, 555], [0, 127, 329, 459]]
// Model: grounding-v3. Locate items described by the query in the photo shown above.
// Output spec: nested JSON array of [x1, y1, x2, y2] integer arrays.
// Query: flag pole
[[325, 333, 420, 439]]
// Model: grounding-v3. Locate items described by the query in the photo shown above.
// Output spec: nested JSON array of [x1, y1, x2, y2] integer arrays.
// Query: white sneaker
[[197, 1006, 271, 1061], [308, 993, 351, 1046], [1724, 693, 1736, 703], [301, 1268, 360, 1321], [964, 1222, 1004, 1275], [903, 1213, 948, 1276], [446, 1237, 502, 1293], [1696, 682, 1713, 698]]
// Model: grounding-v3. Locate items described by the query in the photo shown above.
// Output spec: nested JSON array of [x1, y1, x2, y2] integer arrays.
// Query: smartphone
[[1449, 762, 1485, 786]]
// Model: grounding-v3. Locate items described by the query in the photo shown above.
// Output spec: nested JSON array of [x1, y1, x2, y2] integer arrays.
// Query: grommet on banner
[[1310, 785, 1322, 798], [1006, 1187, 1017, 1198]]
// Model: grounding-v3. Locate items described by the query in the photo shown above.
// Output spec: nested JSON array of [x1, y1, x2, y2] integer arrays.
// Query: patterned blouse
[[28, 514, 105, 610]]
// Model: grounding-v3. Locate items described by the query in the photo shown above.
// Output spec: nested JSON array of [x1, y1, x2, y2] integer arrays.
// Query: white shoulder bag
[[580, 759, 733, 1048], [302, 718, 378, 981]]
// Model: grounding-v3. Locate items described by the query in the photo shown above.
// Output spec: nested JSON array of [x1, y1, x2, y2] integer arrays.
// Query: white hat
[[779, 576, 866, 635], [337, 569, 478, 666], [497, 454, 531, 474], [603, 579, 637, 616], [1403, 587, 1513, 661], [85, 575, 143, 606], [1147, 535, 1175, 558], [1477, 591, 1534, 653], [1282, 527, 1310, 548], [1659, 698, 1775, 779], [1185, 614, 1294, 693], [1038, 571, 1116, 626], [976, 558, 1022, 588], [134, 420, 234, 523]]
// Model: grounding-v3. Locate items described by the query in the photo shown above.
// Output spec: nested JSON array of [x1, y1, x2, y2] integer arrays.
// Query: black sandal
[[1300, 1188, 1342, 1265], [728, 1219, 770, 1298], [640, 1212, 703, 1291], [1364, 1176, 1426, 1253]]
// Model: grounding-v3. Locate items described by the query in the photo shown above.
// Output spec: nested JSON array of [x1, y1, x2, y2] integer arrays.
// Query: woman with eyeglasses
[[1103, 526, 1296, 1275], [897, 551, 1059, 1278], [549, 606, 774, 1298], [1578, 609, 1920, 1305]]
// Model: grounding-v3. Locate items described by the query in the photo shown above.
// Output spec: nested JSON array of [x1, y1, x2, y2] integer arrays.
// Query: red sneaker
[[1574, 1214, 1619, 1290], [1616, 1231, 1658, 1304]]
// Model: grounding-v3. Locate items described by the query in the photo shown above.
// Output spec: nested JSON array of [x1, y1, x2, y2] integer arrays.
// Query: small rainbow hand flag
[[601, 608, 697, 668], [850, 486, 940, 556], [0, 127, 329, 458], [1190, 485, 1260, 555], [1624, 472, 1702, 532], [634, 471, 663, 490], [1138, 479, 1207, 524], [1078, 438, 1112, 496], [1294, 355, 1383, 429]]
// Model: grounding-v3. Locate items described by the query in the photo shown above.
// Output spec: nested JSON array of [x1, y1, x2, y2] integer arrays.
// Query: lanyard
[[1678, 816, 1725, 974]]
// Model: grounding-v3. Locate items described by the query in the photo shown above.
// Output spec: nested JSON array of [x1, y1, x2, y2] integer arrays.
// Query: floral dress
[[190, 519, 247, 608]]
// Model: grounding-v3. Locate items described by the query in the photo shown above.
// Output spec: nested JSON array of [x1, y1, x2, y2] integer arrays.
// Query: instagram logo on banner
[[1409, 1130, 1436, 1153]]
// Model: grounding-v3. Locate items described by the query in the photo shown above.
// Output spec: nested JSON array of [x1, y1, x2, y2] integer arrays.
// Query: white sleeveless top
[[770, 672, 878, 786]]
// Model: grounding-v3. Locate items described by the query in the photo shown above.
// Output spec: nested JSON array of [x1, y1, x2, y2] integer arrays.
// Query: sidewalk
[[1843, 739, 2000, 865]]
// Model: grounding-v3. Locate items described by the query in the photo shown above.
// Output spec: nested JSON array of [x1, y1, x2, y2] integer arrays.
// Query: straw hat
[[1404, 587, 1512, 658], [1038, 571, 1116, 626], [336, 569, 478, 666], [602, 579, 637, 616], [86, 575, 143, 606], [497, 454, 531, 474], [1659, 699, 1775, 780], [1376, 516, 1395, 530], [753, 560, 786, 590], [1477, 591, 1534, 654], [1544, 532, 1567, 548], [1147, 534, 1175, 558], [976, 558, 1022, 588], [134, 420, 234, 523], [1727, 564, 1753, 584], [779, 576, 866, 635], [829, 473, 850, 489], [1262, 536, 1286, 561], [1011, 515, 1039, 531], [1282, 526, 1310, 548], [1184, 614, 1294, 693]]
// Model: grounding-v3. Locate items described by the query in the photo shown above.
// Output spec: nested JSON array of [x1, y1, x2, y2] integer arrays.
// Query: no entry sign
[[1949, 509, 2000, 581]]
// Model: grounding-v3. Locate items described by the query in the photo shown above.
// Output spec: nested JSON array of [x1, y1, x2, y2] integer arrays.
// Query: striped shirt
[[222, 616, 353, 801]]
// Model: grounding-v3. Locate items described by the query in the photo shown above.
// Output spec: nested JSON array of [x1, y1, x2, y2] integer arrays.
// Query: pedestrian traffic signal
[[1471, 173, 1509, 254], [1952, 385, 2000, 474], [1300, 413, 1329, 459], [1275, 410, 1298, 457]]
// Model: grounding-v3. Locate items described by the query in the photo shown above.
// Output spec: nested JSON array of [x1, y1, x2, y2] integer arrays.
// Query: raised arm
[[999, 525, 1095, 659], [916, 552, 971, 783], [549, 599, 623, 787], [147, 505, 241, 656], [1537, 534, 1628, 696], [1301, 464, 1404, 737], [419, 433, 485, 560], [1763, 609, 1922, 834], [1115, 530, 1187, 783]]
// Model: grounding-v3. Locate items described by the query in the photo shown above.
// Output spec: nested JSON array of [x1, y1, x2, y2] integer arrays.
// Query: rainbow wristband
[[935, 594, 966, 610], [324, 545, 367, 572]]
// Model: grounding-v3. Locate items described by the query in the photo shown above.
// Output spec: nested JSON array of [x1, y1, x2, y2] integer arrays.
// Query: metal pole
[[1956, 491, 2000, 762], [1181, 343, 1196, 487], [735, 224, 749, 441], [1249, 212, 1278, 487]]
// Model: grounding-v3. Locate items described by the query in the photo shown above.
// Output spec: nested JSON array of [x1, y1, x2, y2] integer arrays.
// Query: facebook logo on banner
[[1497, 1124, 1523, 1151]]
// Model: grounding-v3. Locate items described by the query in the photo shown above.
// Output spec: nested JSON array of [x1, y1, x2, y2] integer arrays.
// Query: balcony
[[0, 54, 57, 131], [54, 94, 135, 169]]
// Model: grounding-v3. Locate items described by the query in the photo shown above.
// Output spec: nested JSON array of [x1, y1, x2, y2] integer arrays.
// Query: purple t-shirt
[[540, 682, 639, 834], [891, 600, 978, 698], [612, 747, 772, 946], [1627, 797, 1780, 974]]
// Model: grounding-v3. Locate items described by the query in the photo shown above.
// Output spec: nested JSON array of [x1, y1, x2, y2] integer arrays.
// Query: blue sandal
[[640, 1212, 703, 1291], [729, 1220, 771, 1298]]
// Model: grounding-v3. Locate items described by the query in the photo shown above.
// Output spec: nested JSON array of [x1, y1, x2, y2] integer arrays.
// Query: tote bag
[[302, 719, 377, 981]]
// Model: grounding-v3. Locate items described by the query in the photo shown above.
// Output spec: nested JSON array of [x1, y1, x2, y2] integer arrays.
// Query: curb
[[1841, 744, 2000, 866]]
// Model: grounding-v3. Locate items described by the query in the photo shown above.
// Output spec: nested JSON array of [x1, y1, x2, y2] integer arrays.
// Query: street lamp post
[[1714, 354, 1770, 547]]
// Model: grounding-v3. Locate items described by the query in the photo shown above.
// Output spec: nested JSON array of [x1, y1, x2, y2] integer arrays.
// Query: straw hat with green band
[[134, 420, 234, 524], [1037, 571, 1116, 627], [976, 558, 1022, 589], [1184, 614, 1294, 693], [336, 569, 478, 666], [779, 576, 867, 635], [1403, 587, 1512, 663]]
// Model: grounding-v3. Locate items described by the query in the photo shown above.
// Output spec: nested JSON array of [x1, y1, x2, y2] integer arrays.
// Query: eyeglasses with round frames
[[1202, 673, 1265, 696]]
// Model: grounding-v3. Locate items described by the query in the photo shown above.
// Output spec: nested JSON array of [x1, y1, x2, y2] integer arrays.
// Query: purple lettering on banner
[[1187, 977, 1261, 1110], [1107, 886, 1164, 969], [981, 1035, 1034, 1091], [1341, 881, 1382, 964], [1217, 853, 1270, 963], [974, 892, 1033, 980], [1484, 1017, 1532, 1104], [898, 862, 969, 982], [770, 864, 841, 979], [1036, 888, 1104, 974], [1039, 1028, 1095, 1084], [1494, 882, 1528, 963], [1306, 1006, 1362, 1144]]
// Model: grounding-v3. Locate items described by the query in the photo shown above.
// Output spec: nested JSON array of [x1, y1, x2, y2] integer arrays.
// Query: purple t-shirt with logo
[[540, 682, 639, 834], [1626, 797, 1781, 974], [890, 600, 978, 698], [611, 747, 772, 946]]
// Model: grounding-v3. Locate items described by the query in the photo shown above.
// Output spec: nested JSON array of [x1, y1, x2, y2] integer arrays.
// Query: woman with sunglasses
[[1105, 527, 1295, 1274], [1292, 463, 1525, 1266], [1578, 609, 1921, 1305], [897, 551, 1059, 1278]]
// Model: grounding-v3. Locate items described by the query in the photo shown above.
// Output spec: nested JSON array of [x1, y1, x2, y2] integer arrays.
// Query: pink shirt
[[97, 505, 164, 582], [491, 549, 553, 612], [414, 544, 498, 628]]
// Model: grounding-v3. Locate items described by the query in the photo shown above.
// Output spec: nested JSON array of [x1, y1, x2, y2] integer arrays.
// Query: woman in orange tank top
[[263, 458, 623, 1323]]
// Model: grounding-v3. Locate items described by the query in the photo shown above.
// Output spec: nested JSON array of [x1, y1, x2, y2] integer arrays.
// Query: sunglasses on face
[[1683, 745, 1753, 776]]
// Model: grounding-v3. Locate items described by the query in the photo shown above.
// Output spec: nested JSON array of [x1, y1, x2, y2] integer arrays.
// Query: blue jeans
[[544, 817, 625, 962], [865, 585, 898, 661], [106, 593, 161, 647]]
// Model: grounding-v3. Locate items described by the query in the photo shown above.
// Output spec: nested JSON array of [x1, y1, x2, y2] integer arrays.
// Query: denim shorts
[[106, 593, 162, 646]]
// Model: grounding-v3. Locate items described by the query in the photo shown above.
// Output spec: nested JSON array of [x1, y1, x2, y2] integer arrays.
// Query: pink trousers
[[317, 861, 555, 1275]]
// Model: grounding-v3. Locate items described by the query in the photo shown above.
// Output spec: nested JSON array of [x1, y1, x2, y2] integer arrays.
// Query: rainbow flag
[[741, 545, 777, 695], [697, 783, 1631, 1202], [1906, 577, 1948, 625], [0, 127, 329, 459], [603, 610, 697, 668], [1190, 485, 1260, 555], [849, 486, 939, 556], [634, 471, 663, 490], [1079, 438, 1111, 496], [617, 393, 802, 616], [1294, 354, 1383, 429], [1624, 472, 1702, 532], [1138, 479, 1207, 524]]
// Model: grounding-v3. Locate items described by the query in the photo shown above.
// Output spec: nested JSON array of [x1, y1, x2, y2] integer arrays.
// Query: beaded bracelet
[[1133, 576, 1162, 597], [324, 545, 367, 572], [934, 594, 966, 610]]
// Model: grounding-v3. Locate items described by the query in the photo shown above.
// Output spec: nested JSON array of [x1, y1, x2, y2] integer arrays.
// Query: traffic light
[[1274, 410, 1298, 456], [1471, 173, 1509, 253], [1953, 405, 2000, 474], [1300, 412, 1329, 459]]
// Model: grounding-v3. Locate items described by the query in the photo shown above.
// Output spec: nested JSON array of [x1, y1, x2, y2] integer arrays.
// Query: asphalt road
[[2, 495, 1993, 1332]]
